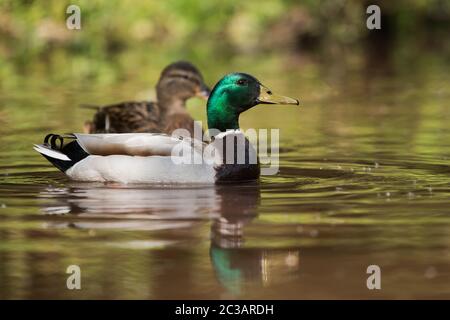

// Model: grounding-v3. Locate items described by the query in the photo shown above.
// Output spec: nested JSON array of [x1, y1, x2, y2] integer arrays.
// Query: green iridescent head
[[207, 73, 299, 132]]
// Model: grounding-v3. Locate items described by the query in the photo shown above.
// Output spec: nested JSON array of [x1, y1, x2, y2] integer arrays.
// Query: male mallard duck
[[83, 61, 210, 136], [34, 73, 299, 184]]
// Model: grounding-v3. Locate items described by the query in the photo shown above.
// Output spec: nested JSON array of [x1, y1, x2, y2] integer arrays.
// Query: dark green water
[[0, 54, 449, 299]]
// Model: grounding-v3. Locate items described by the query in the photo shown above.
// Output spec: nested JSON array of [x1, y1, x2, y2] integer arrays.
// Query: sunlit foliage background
[[1, 0, 449, 87]]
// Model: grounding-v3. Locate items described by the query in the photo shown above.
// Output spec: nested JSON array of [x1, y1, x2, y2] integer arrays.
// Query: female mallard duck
[[34, 73, 299, 184], [84, 61, 210, 136]]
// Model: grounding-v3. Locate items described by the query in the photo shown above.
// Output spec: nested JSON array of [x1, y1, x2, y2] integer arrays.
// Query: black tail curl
[[39, 133, 89, 172]]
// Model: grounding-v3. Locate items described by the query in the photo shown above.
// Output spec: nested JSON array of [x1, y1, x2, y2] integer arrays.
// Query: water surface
[[0, 55, 449, 299]]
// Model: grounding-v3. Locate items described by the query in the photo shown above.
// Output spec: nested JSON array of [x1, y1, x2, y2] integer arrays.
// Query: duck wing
[[84, 101, 161, 133], [73, 133, 206, 156], [34, 133, 215, 184]]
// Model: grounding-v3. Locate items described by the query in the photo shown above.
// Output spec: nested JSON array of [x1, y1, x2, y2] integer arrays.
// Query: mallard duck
[[34, 73, 299, 184], [83, 61, 210, 136]]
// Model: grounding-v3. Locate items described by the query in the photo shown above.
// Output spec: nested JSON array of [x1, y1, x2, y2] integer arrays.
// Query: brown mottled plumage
[[84, 61, 209, 136]]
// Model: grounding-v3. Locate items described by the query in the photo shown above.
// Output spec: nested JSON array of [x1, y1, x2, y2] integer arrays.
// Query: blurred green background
[[1, 0, 449, 88]]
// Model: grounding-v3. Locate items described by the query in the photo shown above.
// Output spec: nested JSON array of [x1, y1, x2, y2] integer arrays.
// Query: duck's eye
[[236, 79, 247, 86]]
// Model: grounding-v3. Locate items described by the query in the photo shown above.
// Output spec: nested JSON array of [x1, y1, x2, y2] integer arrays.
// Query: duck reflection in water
[[210, 186, 300, 296], [39, 182, 300, 295]]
